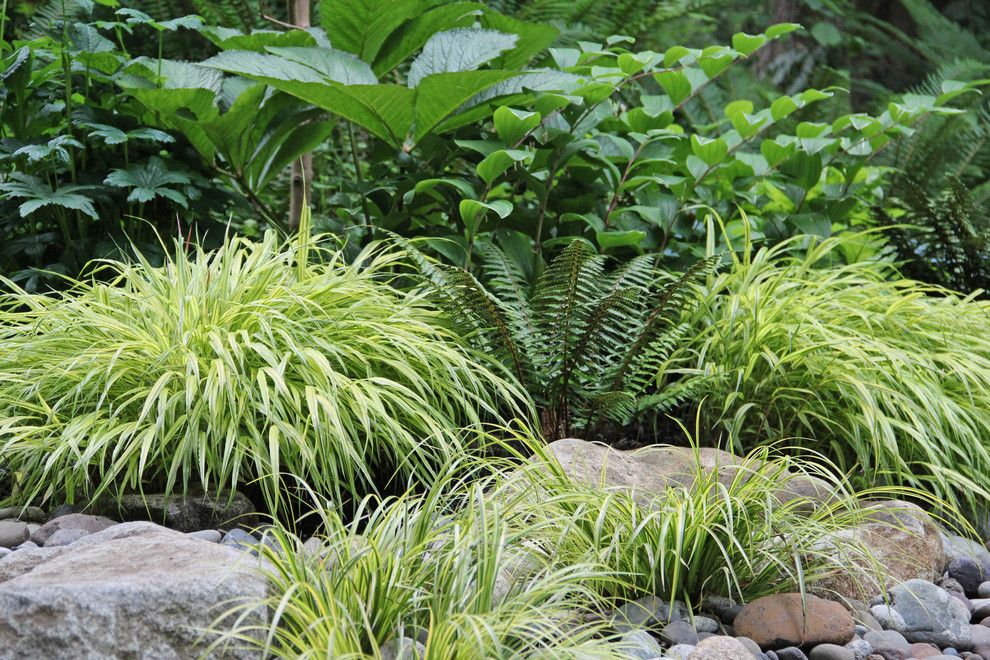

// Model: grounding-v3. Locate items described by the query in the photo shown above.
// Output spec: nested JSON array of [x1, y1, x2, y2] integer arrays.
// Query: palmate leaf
[[0, 173, 99, 219], [82, 123, 174, 146], [12, 136, 84, 164], [104, 157, 190, 207], [203, 51, 519, 148]]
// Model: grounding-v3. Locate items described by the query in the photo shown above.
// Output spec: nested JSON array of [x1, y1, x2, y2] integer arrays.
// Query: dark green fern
[[411, 238, 718, 441]]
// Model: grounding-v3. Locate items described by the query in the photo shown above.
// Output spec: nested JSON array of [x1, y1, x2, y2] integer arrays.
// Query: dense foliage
[[667, 232, 990, 513], [2, 0, 990, 652], [0, 231, 526, 509]]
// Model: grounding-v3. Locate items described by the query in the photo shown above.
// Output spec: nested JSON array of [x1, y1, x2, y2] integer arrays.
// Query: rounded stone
[[0, 506, 46, 523], [693, 615, 720, 633], [666, 643, 696, 660], [844, 638, 873, 660], [884, 580, 971, 647], [949, 558, 986, 597], [701, 594, 742, 624], [660, 619, 700, 646], [0, 521, 29, 549], [737, 636, 764, 656], [688, 635, 753, 659], [30, 514, 116, 546], [978, 582, 990, 599], [735, 593, 855, 650], [186, 529, 222, 543], [907, 642, 945, 658], [809, 644, 855, 660], [863, 630, 910, 658], [617, 629, 664, 659], [776, 647, 808, 660], [44, 528, 90, 547]]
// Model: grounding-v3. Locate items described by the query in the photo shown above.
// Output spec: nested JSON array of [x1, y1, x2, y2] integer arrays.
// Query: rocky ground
[[1, 439, 989, 659]]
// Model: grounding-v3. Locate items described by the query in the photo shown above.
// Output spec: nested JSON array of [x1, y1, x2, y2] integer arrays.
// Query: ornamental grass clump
[[667, 231, 990, 514], [0, 232, 527, 510], [498, 437, 888, 608], [207, 468, 623, 659]]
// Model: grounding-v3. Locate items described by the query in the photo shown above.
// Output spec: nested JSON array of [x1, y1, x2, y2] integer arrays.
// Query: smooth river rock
[[734, 593, 855, 650]]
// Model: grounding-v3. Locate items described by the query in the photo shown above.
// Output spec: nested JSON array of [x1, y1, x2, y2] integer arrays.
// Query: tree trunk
[[287, 0, 313, 230]]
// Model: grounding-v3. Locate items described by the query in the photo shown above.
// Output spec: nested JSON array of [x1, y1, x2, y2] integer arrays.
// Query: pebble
[[869, 604, 906, 632], [693, 615, 720, 633], [0, 547, 10, 560], [661, 619, 700, 646], [776, 647, 808, 660], [907, 642, 945, 658], [863, 630, 909, 658], [31, 513, 116, 546], [735, 593, 854, 649], [379, 636, 426, 660], [701, 594, 743, 624], [845, 638, 872, 660], [613, 595, 688, 632], [13, 541, 38, 550], [978, 582, 990, 599], [736, 636, 763, 657], [809, 644, 855, 660], [186, 530, 222, 543], [947, 557, 984, 596], [666, 643, 695, 660], [0, 520, 29, 548], [0, 506, 46, 523], [220, 528, 260, 555], [44, 528, 90, 547], [972, 599, 990, 620], [687, 636, 754, 659], [617, 629, 664, 659]]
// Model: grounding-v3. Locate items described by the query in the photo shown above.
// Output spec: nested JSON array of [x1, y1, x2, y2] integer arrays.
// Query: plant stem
[[347, 121, 372, 234]]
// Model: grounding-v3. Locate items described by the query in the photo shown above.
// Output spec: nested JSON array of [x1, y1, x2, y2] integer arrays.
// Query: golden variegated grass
[[0, 232, 528, 511], [207, 460, 624, 659], [207, 429, 914, 658], [667, 230, 990, 514]]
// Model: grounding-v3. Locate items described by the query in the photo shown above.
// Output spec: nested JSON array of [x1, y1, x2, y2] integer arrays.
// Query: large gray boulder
[[0, 521, 268, 658], [541, 438, 835, 508], [814, 501, 945, 601]]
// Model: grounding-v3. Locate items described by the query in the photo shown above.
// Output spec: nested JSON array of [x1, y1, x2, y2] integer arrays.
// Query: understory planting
[[667, 232, 990, 514], [2, 0, 990, 657], [0, 232, 526, 510]]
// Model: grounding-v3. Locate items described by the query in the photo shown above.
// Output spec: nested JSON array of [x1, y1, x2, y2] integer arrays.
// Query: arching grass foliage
[[0, 232, 528, 511], [667, 231, 990, 514]]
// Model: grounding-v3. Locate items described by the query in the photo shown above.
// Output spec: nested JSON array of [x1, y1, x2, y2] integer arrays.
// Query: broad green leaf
[[732, 32, 767, 57], [810, 22, 842, 47], [690, 134, 728, 166], [596, 230, 646, 251], [203, 50, 329, 84], [202, 27, 317, 52], [761, 138, 795, 167], [766, 23, 801, 39], [771, 96, 799, 121], [479, 10, 558, 70], [266, 47, 378, 84], [414, 70, 519, 143], [402, 177, 476, 204], [476, 149, 532, 184], [372, 2, 481, 76], [459, 198, 512, 234], [105, 156, 191, 207], [320, 0, 425, 62], [407, 28, 518, 88], [655, 70, 692, 106], [493, 107, 541, 145]]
